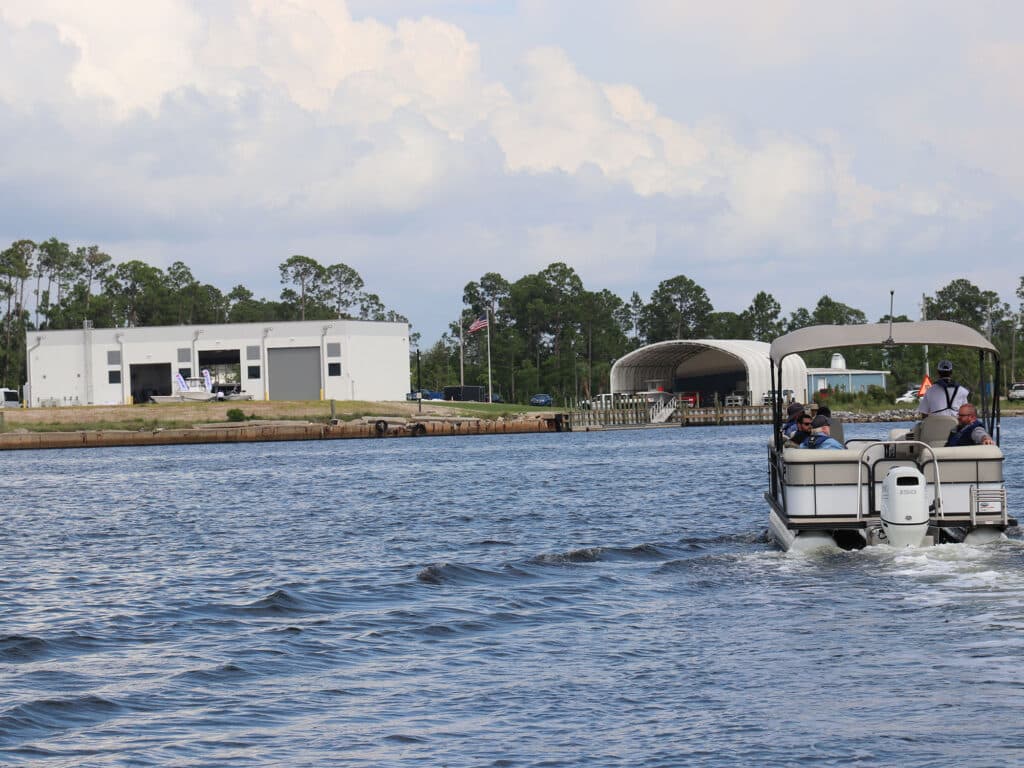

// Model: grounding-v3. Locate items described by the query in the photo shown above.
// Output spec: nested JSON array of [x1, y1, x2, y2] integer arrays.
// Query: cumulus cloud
[[0, 1, 1022, 337]]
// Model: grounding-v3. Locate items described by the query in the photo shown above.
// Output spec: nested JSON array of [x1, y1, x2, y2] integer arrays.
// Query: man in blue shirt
[[803, 414, 844, 450], [785, 413, 814, 446], [782, 402, 805, 440], [945, 404, 994, 446]]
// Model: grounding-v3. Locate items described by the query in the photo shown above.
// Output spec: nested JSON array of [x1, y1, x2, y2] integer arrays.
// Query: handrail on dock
[[566, 404, 773, 430]]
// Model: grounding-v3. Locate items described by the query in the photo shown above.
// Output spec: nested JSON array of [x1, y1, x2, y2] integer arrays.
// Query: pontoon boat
[[765, 320, 1015, 551]]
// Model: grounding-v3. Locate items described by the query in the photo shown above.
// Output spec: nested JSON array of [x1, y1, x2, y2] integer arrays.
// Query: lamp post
[[416, 350, 422, 414], [1012, 312, 1019, 385]]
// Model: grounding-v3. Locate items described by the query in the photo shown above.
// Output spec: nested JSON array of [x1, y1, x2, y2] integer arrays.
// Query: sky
[[2, 1, 1023, 343]]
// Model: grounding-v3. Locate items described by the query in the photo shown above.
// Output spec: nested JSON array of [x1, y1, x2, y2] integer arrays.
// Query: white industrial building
[[610, 339, 808, 405], [24, 320, 410, 407]]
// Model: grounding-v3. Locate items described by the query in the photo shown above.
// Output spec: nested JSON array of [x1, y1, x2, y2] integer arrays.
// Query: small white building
[[805, 353, 889, 396], [25, 320, 410, 407]]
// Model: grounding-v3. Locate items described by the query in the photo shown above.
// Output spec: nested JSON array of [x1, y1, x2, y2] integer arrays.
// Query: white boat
[[218, 385, 254, 401], [765, 320, 1015, 551], [150, 371, 218, 403]]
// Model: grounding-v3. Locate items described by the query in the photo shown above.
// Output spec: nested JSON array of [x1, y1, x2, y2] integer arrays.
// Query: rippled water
[[3, 419, 1024, 766]]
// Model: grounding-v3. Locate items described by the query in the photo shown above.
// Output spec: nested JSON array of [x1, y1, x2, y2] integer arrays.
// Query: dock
[[566, 404, 772, 430]]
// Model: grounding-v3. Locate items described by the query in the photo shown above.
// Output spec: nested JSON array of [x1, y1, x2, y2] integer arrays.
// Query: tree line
[[419, 268, 1024, 405], [3, 238, 1022, 403], [0, 240, 404, 387]]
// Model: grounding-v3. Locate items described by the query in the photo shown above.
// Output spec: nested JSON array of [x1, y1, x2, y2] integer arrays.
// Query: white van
[[0, 388, 20, 407]]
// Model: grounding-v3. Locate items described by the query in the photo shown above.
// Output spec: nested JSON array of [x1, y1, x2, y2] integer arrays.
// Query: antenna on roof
[[883, 289, 896, 348]]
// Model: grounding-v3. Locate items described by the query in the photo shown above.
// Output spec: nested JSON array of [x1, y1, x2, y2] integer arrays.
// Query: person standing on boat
[[803, 415, 844, 449], [946, 404, 994, 446], [917, 359, 969, 417]]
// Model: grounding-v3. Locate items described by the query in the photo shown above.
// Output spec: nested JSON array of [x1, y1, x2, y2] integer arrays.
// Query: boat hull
[[150, 393, 217, 403]]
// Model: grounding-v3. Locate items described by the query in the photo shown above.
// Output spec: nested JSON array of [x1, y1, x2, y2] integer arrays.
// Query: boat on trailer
[[765, 320, 1015, 551], [150, 371, 218, 404]]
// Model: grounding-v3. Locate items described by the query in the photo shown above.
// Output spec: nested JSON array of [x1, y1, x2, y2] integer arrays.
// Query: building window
[[247, 365, 261, 379], [178, 368, 191, 379], [108, 370, 121, 384], [107, 350, 121, 365], [326, 342, 341, 358], [177, 347, 191, 363], [328, 362, 341, 377], [247, 345, 260, 360]]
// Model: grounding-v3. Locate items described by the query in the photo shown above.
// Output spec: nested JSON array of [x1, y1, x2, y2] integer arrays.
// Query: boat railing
[[854, 440, 942, 522]]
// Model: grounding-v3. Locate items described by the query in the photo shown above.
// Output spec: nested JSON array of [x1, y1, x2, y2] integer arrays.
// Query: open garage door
[[198, 349, 242, 389], [267, 347, 321, 401], [131, 362, 172, 404]]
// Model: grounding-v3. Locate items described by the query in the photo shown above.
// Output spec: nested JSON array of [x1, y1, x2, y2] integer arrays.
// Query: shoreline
[[0, 401, 568, 451], [1, 402, 1019, 452]]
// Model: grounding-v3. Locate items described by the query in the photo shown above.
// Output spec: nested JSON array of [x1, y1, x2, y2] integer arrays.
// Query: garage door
[[267, 347, 321, 401]]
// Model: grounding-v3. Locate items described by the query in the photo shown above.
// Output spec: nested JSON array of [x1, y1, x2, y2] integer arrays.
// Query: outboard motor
[[880, 466, 930, 547]]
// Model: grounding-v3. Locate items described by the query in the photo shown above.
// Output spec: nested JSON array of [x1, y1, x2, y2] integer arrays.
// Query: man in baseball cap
[[917, 359, 969, 418], [802, 414, 844, 450]]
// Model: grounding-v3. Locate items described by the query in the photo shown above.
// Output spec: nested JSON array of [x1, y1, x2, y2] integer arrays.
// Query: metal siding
[[27, 320, 409, 405], [609, 340, 808, 404], [267, 347, 321, 401]]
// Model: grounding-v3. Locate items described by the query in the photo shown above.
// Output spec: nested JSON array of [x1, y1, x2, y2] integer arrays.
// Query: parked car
[[1009, 383, 1024, 401], [895, 389, 919, 404], [488, 393, 504, 403], [529, 393, 553, 407]]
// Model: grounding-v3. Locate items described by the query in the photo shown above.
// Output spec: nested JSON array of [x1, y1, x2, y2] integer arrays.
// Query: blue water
[[3, 420, 1024, 767]]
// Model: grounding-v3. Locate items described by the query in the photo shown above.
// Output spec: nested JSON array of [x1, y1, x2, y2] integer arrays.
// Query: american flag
[[468, 314, 488, 333]]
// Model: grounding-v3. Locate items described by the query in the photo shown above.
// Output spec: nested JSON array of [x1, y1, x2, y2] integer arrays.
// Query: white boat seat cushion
[[916, 414, 957, 447]]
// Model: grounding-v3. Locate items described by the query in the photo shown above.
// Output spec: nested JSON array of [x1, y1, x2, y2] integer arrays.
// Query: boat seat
[[828, 418, 845, 445], [917, 414, 957, 447], [783, 446, 868, 485], [920, 444, 1005, 483]]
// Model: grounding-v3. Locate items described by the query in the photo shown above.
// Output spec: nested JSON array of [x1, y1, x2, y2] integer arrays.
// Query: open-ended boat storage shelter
[[610, 339, 807, 405]]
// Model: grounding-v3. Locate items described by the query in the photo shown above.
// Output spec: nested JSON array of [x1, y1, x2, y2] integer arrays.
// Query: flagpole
[[486, 308, 492, 402], [459, 317, 465, 387]]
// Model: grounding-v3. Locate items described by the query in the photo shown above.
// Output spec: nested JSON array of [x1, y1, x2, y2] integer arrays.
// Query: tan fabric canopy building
[[610, 339, 808, 405]]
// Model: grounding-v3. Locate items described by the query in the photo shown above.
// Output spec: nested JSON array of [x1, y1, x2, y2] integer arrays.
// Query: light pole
[[1012, 312, 1020, 385]]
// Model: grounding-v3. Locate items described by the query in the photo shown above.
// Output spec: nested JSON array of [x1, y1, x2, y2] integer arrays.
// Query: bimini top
[[770, 321, 997, 367]]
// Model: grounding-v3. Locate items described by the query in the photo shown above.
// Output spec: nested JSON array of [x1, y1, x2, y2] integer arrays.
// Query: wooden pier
[[566, 404, 772, 430]]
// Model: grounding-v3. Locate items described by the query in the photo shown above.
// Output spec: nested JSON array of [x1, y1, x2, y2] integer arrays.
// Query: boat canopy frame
[[768, 320, 1001, 451]]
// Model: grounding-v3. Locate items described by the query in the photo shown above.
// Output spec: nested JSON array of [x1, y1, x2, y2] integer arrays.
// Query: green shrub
[[226, 408, 246, 422]]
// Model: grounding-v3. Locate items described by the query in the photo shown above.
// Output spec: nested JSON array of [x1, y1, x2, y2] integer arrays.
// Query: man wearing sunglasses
[[786, 414, 814, 447], [945, 404, 994, 446], [802, 414, 844, 450]]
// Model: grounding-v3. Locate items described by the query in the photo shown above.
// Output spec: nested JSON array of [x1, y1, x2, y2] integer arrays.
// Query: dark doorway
[[131, 363, 172, 404]]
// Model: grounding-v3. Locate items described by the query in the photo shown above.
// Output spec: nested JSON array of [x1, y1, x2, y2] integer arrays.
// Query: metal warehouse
[[25, 320, 410, 407], [610, 339, 808, 405]]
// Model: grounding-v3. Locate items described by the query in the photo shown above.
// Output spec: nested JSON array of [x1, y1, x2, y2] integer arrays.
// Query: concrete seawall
[[0, 415, 565, 451]]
